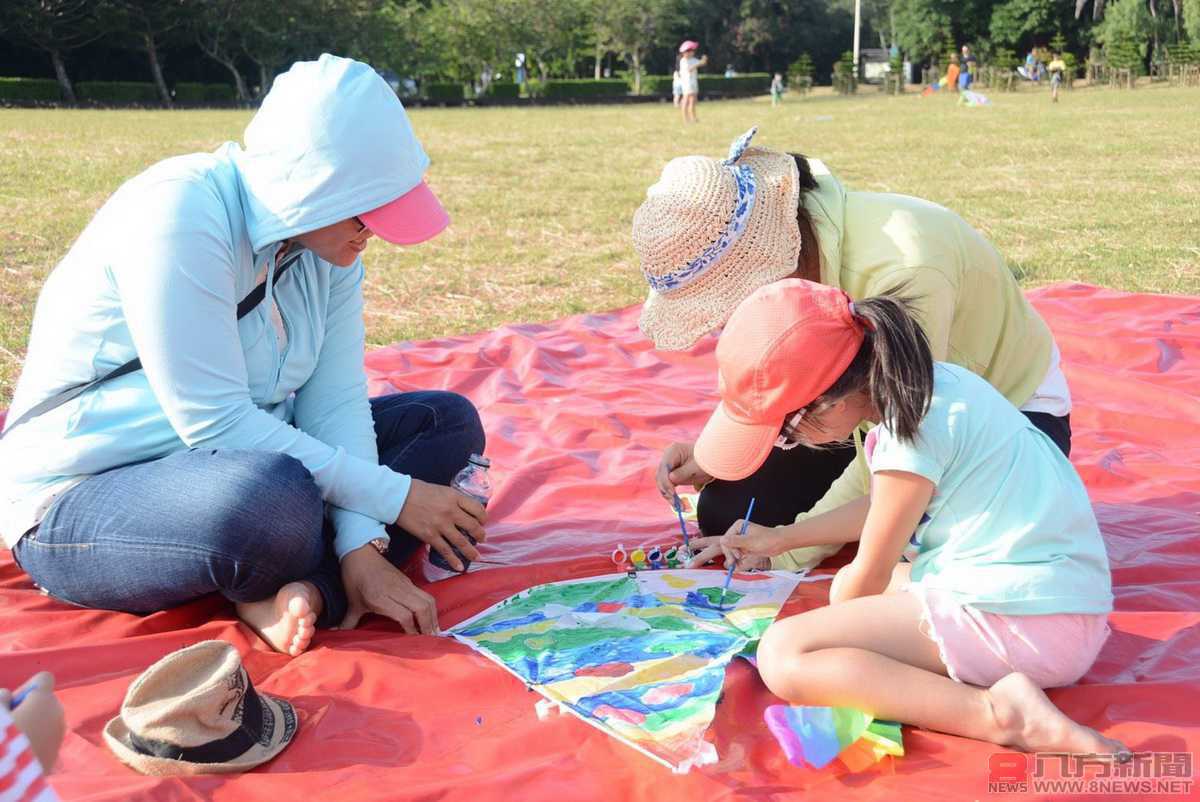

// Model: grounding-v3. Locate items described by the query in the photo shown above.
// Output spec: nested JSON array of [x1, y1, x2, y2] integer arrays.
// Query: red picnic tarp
[[1, 282, 1198, 801]]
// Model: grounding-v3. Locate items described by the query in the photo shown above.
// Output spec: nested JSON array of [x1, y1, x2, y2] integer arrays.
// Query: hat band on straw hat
[[643, 127, 762, 295], [125, 674, 281, 764]]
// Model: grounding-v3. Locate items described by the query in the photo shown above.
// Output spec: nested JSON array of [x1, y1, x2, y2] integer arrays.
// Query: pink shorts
[[906, 584, 1110, 689]]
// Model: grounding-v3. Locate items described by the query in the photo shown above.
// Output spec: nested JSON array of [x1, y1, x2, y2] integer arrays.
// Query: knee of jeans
[[439, 392, 486, 455], [208, 453, 325, 573]]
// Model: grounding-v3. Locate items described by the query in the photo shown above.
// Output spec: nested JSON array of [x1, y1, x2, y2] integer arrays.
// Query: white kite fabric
[[445, 569, 811, 772]]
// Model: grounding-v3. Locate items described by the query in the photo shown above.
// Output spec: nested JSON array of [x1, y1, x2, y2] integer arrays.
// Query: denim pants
[[13, 392, 485, 629]]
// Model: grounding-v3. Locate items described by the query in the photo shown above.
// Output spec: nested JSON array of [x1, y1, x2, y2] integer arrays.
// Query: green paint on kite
[[697, 586, 744, 607], [485, 626, 636, 661], [640, 693, 720, 732], [637, 615, 697, 632]]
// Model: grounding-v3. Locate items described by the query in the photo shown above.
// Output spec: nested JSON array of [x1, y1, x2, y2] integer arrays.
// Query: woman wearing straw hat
[[0, 56, 486, 656], [638, 129, 1072, 572], [677, 40, 708, 124]]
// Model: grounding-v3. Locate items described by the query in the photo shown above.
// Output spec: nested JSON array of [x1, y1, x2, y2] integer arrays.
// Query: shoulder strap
[[1, 250, 304, 438]]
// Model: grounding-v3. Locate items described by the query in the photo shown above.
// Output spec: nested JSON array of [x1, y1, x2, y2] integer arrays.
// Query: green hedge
[[1168, 43, 1200, 65], [485, 81, 520, 99], [697, 73, 772, 94], [0, 77, 61, 101], [634, 74, 674, 95], [1107, 37, 1144, 74], [540, 79, 628, 98], [173, 82, 236, 103], [423, 82, 464, 101], [77, 81, 159, 104]]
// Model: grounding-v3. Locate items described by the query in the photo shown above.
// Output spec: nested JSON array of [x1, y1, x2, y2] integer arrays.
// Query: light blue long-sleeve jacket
[[1, 55, 431, 558]]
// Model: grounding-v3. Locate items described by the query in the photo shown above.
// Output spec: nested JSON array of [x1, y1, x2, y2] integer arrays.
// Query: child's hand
[[1, 672, 66, 773], [686, 521, 779, 570]]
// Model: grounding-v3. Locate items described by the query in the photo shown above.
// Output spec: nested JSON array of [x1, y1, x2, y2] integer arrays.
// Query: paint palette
[[446, 569, 802, 772], [615, 543, 694, 571]]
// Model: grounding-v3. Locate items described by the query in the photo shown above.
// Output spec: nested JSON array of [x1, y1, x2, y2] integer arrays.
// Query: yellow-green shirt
[[773, 159, 1054, 571]]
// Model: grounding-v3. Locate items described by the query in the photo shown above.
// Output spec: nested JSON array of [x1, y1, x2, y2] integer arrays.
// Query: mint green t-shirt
[[865, 363, 1112, 616]]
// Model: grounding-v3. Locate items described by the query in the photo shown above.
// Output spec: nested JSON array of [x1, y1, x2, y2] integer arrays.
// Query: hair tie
[[848, 301, 875, 332]]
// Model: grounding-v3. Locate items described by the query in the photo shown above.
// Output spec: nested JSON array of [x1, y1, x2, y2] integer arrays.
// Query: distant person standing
[[959, 45, 977, 91], [1047, 52, 1067, 102], [771, 72, 785, 106], [515, 53, 527, 89], [678, 40, 708, 124]]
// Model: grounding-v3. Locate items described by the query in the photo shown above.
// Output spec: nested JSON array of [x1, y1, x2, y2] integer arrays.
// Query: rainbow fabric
[[763, 705, 904, 772], [447, 569, 802, 772]]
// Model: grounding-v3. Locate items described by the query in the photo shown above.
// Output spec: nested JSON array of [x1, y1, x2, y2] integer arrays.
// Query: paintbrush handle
[[720, 497, 757, 604], [673, 494, 691, 549], [8, 683, 36, 711]]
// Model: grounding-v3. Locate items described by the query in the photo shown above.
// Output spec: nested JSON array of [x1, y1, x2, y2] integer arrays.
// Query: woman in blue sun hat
[[0, 55, 486, 656]]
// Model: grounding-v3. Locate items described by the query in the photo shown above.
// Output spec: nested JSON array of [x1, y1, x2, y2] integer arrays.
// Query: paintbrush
[[8, 680, 39, 711], [672, 493, 692, 557], [718, 497, 756, 610]]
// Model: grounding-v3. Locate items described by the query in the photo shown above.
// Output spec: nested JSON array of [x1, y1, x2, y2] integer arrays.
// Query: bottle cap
[[468, 453, 491, 469]]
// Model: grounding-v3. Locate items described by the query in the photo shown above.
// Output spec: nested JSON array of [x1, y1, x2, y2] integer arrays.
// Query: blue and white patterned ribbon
[[723, 126, 758, 166], [646, 128, 760, 294]]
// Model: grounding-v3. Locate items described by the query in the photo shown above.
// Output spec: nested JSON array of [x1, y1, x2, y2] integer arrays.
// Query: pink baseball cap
[[694, 279, 866, 481], [358, 180, 450, 245], [679, 40, 700, 53]]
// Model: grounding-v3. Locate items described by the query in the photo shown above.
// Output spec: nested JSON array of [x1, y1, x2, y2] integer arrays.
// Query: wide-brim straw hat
[[104, 640, 298, 776], [633, 127, 802, 351]]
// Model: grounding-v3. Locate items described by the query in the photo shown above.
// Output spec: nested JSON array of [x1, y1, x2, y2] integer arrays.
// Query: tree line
[[2, 0, 1197, 105]]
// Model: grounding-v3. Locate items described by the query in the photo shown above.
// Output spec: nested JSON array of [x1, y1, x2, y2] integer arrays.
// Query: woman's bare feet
[[236, 581, 322, 657], [987, 673, 1128, 756]]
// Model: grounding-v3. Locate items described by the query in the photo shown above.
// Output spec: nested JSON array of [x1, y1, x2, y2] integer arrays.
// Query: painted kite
[[445, 569, 804, 771]]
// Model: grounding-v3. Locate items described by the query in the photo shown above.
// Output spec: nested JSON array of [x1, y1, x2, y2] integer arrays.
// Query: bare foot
[[988, 673, 1128, 756], [236, 582, 322, 657]]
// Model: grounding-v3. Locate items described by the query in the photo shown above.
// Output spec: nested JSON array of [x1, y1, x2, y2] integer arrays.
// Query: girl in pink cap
[[677, 40, 707, 124], [692, 278, 1125, 758], [1, 56, 487, 657]]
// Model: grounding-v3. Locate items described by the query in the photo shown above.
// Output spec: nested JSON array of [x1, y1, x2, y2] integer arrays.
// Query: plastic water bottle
[[429, 453, 492, 573]]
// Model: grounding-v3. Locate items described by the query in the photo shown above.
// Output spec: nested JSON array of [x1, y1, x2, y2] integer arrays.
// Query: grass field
[[1, 83, 1198, 404]]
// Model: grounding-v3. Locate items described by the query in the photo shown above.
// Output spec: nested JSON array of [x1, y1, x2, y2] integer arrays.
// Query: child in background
[[1, 672, 65, 802], [677, 40, 708, 124], [690, 279, 1126, 757], [1024, 50, 1039, 81], [672, 55, 683, 108], [945, 55, 961, 93], [770, 73, 785, 106], [1048, 52, 1067, 102]]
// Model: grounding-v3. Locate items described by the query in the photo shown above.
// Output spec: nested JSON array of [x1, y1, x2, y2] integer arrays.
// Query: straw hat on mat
[[633, 126, 802, 351], [104, 640, 298, 776]]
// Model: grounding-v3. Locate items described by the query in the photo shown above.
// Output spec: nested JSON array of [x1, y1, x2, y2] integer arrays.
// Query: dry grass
[[1, 83, 1198, 404]]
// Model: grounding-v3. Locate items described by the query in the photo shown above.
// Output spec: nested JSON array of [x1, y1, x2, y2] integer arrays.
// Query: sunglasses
[[774, 408, 808, 450]]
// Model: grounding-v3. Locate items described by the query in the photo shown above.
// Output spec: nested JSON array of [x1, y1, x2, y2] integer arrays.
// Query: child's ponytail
[[851, 294, 934, 442]]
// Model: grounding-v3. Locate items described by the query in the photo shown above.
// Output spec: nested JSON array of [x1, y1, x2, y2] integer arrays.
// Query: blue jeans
[[13, 392, 485, 629]]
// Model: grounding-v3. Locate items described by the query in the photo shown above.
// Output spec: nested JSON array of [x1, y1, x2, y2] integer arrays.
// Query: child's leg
[[885, 561, 911, 592], [757, 592, 1126, 755]]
